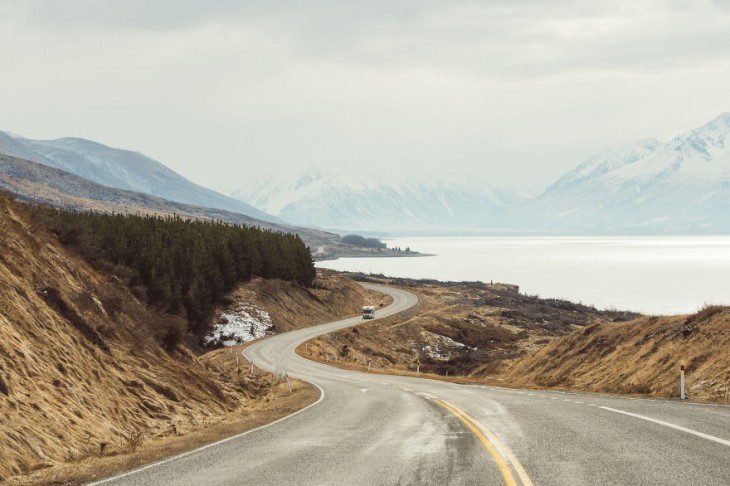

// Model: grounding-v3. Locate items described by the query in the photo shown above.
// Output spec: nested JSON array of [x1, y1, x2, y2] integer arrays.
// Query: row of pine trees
[[37, 208, 316, 336]]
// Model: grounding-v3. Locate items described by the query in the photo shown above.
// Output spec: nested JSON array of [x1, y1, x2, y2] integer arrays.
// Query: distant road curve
[[95, 284, 730, 485]]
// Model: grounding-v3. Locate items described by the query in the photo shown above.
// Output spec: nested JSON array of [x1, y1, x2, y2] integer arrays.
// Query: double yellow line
[[435, 400, 533, 486]]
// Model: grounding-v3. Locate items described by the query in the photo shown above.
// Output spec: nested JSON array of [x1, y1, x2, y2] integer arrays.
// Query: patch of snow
[[205, 303, 273, 347], [420, 332, 475, 361]]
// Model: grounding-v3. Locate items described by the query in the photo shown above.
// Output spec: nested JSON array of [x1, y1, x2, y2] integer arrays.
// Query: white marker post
[[416, 364, 420, 377], [367, 361, 371, 372], [680, 365, 686, 400]]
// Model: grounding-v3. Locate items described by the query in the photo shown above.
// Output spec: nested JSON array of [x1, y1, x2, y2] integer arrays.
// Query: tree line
[[32, 207, 316, 337], [341, 234, 386, 249]]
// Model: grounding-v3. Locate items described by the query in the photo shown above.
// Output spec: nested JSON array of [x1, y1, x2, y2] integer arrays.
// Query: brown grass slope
[[0, 202, 267, 480], [0, 203, 373, 483], [504, 307, 730, 401]]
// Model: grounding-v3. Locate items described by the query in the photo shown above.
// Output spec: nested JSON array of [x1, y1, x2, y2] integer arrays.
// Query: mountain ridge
[[0, 132, 279, 223], [4, 112, 729, 236], [0, 153, 347, 257], [232, 170, 523, 233], [525, 112, 730, 233], [229, 112, 730, 234]]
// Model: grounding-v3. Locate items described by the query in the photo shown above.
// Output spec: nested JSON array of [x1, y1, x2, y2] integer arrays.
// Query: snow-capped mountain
[[231, 113, 730, 234], [0, 132, 279, 223], [231, 170, 522, 232], [5, 112, 728, 235], [528, 112, 730, 233]]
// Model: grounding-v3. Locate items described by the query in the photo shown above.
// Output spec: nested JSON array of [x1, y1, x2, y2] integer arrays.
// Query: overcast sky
[[2, 0, 729, 194]]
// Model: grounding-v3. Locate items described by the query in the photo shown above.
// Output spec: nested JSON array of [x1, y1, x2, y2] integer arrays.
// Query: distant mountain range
[[0, 132, 278, 223], [2, 112, 728, 237], [230, 112, 730, 234], [0, 152, 345, 256], [231, 171, 523, 233], [525, 113, 730, 233]]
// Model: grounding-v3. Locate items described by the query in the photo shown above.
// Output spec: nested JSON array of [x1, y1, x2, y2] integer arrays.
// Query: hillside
[[0, 199, 372, 484], [0, 132, 278, 223], [298, 276, 729, 403], [299, 276, 636, 377], [503, 306, 730, 401], [0, 153, 373, 259]]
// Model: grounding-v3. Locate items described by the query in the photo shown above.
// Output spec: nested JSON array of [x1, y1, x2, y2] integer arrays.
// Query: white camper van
[[362, 306, 375, 319]]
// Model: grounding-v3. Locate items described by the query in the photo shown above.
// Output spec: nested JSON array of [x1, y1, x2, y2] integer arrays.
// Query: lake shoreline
[[317, 235, 730, 315]]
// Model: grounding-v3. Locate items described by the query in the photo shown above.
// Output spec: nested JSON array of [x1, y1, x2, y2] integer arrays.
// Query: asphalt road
[[95, 284, 730, 485]]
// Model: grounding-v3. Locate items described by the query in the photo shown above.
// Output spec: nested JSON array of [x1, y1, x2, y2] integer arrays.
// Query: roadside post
[[680, 365, 686, 400], [416, 364, 420, 376], [367, 361, 371, 372]]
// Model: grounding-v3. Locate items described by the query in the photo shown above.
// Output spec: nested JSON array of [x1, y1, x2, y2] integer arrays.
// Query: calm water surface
[[317, 236, 730, 315]]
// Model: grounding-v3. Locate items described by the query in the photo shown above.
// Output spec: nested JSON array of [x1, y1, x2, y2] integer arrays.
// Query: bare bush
[[154, 315, 188, 351], [0, 191, 13, 211], [123, 429, 144, 452], [685, 304, 728, 325]]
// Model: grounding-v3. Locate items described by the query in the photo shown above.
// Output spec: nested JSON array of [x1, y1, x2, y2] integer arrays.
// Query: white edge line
[[92, 283, 412, 484], [87, 382, 326, 485], [600, 406, 730, 448]]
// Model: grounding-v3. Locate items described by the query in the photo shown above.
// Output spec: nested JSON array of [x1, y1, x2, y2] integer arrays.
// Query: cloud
[[1, 1, 729, 191]]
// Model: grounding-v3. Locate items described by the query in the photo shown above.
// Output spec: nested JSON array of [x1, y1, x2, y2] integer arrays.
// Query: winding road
[[95, 284, 730, 485]]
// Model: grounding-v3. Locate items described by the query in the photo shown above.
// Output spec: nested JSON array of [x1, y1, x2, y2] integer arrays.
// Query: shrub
[[685, 304, 728, 325], [124, 429, 144, 452], [0, 191, 12, 211]]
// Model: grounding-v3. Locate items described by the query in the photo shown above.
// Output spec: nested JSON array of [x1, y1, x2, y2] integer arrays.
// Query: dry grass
[[504, 307, 730, 402], [296, 278, 588, 379], [298, 277, 730, 404], [0, 204, 363, 483], [11, 380, 318, 485]]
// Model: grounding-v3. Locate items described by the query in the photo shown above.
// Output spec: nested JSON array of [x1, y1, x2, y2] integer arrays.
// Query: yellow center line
[[435, 400, 533, 486], [436, 400, 517, 486]]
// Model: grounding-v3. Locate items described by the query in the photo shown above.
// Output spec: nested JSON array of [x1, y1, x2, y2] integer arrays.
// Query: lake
[[316, 236, 730, 315]]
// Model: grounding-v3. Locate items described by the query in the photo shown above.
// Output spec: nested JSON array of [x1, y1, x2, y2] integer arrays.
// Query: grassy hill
[[0, 198, 371, 483]]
